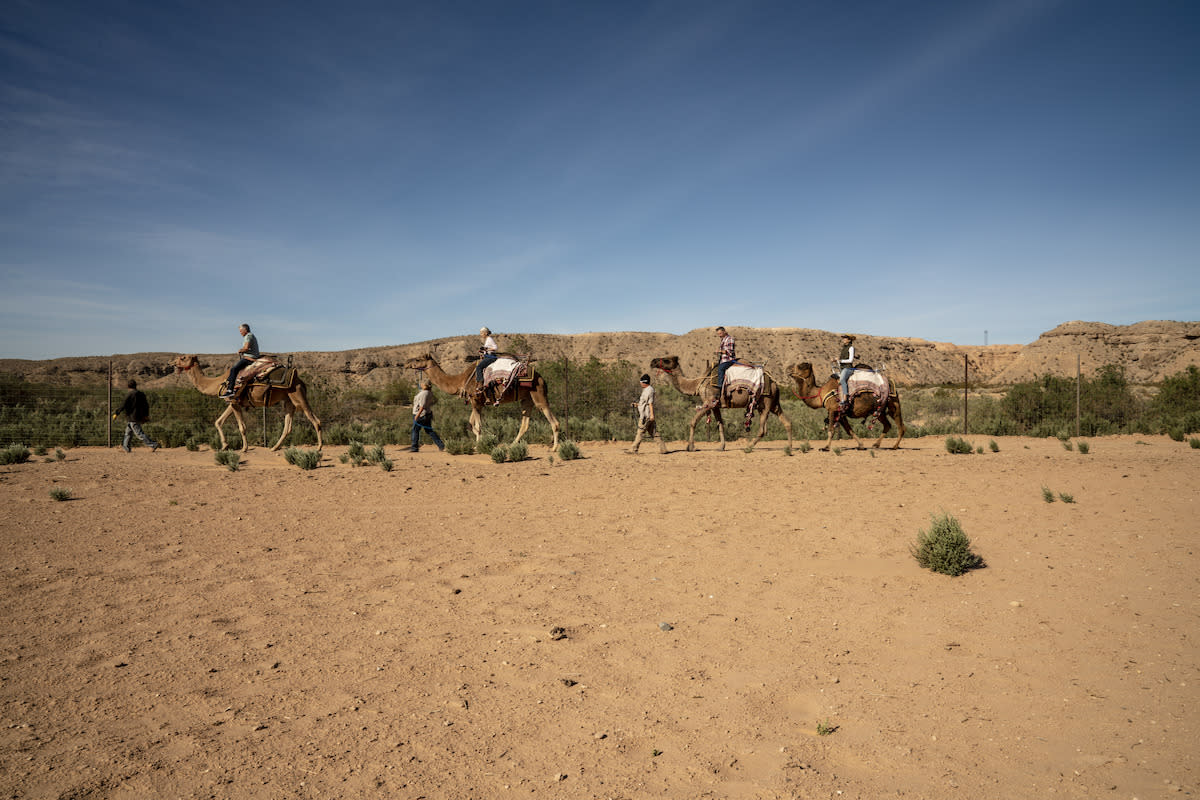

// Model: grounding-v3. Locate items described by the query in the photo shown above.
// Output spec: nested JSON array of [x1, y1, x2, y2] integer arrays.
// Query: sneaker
[[407, 446, 419, 452], [120, 444, 131, 453], [150, 443, 159, 452]]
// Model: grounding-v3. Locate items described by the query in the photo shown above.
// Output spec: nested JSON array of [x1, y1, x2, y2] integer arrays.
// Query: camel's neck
[[420, 361, 473, 394], [662, 369, 706, 397], [183, 364, 226, 396], [795, 373, 834, 408]]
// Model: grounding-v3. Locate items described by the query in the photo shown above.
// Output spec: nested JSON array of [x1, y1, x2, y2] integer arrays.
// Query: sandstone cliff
[[2, 321, 1196, 390]]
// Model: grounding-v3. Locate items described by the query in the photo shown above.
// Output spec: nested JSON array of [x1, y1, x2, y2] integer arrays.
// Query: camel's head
[[403, 354, 435, 371], [650, 356, 680, 373], [172, 355, 200, 373], [787, 362, 815, 382]]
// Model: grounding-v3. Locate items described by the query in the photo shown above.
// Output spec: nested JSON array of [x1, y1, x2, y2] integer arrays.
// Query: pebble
[[659, 622, 674, 631]]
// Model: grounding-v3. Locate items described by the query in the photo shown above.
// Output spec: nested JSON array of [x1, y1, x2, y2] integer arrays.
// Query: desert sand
[[1, 435, 1197, 799]]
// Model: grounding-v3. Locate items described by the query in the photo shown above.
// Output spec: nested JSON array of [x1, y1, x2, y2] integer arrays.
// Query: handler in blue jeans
[[409, 380, 445, 452]]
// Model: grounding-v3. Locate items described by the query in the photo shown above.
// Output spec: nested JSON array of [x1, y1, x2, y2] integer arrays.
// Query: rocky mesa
[[2, 320, 1197, 391]]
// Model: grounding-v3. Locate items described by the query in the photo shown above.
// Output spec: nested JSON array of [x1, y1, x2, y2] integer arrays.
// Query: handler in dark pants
[[113, 379, 159, 452], [409, 380, 445, 452]]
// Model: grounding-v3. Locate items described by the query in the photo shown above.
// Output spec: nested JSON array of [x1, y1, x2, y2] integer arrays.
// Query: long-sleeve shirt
[[718, 334, 735, 363]]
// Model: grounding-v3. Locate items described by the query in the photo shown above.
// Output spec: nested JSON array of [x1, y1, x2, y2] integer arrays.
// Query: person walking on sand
[[627, 374, 667, 454], [113, 379, 159, 452], [409, 380, 445, 452]]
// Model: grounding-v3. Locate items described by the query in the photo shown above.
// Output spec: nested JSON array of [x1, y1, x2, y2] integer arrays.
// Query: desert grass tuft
[[1042, 486, 1055, 503], [911, 512, 984, 577], [557, 441, 582, 461], [0, 444, 31, 465], [214, 450, 240, 471], [49, 487, 72, 502], [944, 436, 972, 454], [284, 447, 321, 470]]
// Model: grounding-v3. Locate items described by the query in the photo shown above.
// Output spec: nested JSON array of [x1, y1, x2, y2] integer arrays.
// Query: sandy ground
[[1, 434, 1197, 800]]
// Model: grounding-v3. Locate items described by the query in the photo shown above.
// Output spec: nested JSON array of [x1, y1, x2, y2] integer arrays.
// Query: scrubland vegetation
[[2, 363, 1198, 449]]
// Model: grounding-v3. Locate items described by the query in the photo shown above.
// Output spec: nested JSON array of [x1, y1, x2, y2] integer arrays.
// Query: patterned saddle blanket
[[721, 363, 764, 401], [482, 356, 533, 389], [233, 357, 295, 388], [845, 368, 890, 404]]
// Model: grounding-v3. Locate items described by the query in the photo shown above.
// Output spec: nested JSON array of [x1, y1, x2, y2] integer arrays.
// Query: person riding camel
[[711, 326, 736, 408], [836, 333, 857, 412], [472, 327, 499, 402], [223, 323, 259, 401]]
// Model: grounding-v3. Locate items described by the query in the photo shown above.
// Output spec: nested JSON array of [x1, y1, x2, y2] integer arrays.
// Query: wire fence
[[2, 357, 1195, 450]]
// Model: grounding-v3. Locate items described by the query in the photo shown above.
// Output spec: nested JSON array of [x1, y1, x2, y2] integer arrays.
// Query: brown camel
[[403, 354, 560, 450], [171, 355, 323, 453], [650, 356, 793, 452], [786, 362, 905, 451]]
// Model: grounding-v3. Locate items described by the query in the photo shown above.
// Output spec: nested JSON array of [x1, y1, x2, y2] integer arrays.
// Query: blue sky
[[2, 0, 1197, 359]]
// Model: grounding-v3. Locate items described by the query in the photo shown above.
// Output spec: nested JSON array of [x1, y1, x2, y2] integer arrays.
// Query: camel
[[171, 355, 323, 453], [650, 356, 793, 452], [786, 362, 905, 451], [403, 354, 560, 450]]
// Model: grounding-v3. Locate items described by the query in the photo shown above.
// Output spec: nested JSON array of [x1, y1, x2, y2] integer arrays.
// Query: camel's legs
[[777, 405, 794, 451], [512, 406, 532, 446], [294, 394, 323, 450], [469, 406, 483, 443], [531, 394, 560, 450]]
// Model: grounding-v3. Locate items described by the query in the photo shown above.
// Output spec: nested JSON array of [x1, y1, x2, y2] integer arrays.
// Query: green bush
[[944, 436, 973, 454], [911, 513, 984, 576], [1, 444, 31, 464], [49, 487, 72, 502], [444, 438, 474, 455], [508, 442, 528, 462], [1190, 437, 1200, 449], [478, 433, 499, 453], [214, 450, 240, 471], [284, 447, 321, 470], [490, 445, 508, 463], [988, 440, 999, 453], [557, 441, 582, 461], [366, 444, 387, 465], [1076, 441, 1090, 454]]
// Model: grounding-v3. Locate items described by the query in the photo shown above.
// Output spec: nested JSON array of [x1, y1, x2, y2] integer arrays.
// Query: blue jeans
[[227, 358, 253, 392], [839, 367, 854, 402], [123, 422, 158, 449], [716, 360, 735, 392], [411, 414, 444, 450], [474, 353, 498, 386]]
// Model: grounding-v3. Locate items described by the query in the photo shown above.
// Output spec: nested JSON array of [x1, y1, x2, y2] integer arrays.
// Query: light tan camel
[[403, 354, 560, 450], [171, 355, 323, 453], [787, 362, 905, 451], [650, 356, 793, 452]]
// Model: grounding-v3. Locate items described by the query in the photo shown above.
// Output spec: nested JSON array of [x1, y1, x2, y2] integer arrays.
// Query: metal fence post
[[963, 355, 969, 435]]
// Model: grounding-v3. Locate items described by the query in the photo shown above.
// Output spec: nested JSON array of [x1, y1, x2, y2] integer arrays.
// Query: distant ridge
[[2, 321, 1197, 390]]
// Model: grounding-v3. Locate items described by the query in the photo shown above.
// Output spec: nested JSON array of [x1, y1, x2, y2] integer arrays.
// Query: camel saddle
[[834, 367, 890, 405], [719, 363, 764, 406], [230, 357, 297, 391], [482, 356, 535, 391]]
